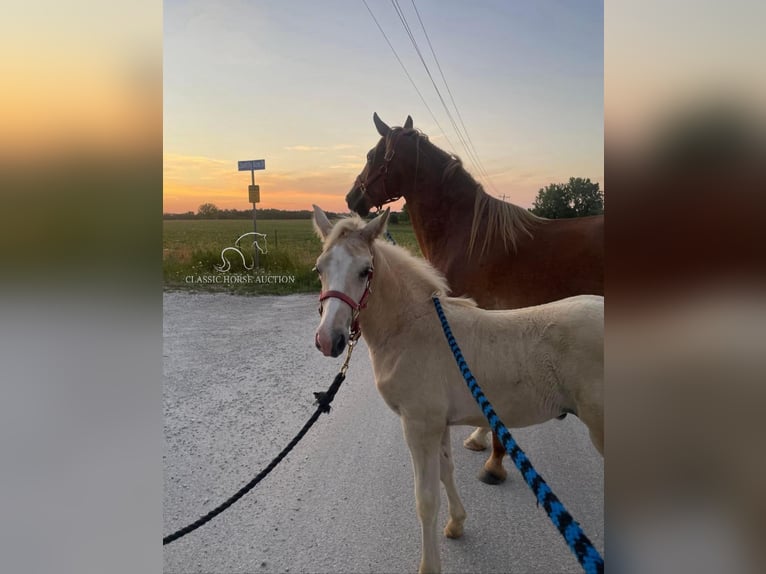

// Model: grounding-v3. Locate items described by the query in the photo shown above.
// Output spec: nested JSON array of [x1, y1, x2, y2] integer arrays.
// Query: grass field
[[163, 219, 420, 294]]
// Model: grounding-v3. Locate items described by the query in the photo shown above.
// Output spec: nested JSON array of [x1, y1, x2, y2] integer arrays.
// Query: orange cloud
[[283, 145, 325, 152], [282, 143, 359, 152]]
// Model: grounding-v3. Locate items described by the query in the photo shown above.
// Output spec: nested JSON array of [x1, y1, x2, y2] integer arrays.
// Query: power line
[[389, 0, 479, 173], [389, 0, 500, 195], [408, 0, 501, 195], [360, 0, 458, 153], [362, 0, 503, 196]]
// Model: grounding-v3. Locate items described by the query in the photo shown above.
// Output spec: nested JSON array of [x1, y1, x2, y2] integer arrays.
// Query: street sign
[[237, 159, 266, 269], [238, 159, 266, 171]]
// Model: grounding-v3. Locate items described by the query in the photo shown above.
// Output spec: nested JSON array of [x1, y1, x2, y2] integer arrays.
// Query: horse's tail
[[214, 249, 232, 273], [215, 246, 253, 272]]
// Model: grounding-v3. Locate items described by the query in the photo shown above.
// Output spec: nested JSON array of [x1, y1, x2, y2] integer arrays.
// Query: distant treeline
[[163, 208, 341, 220], [163, 207, 406, 223]]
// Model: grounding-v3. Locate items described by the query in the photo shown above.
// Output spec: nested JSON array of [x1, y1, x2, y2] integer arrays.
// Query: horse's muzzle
[[330, 332, 347, 358], [345, 186, 371, 217], [315, 329, 347, 358]]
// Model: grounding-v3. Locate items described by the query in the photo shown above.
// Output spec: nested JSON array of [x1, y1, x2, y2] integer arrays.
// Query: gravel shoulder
[[163, 292, 604, 574]]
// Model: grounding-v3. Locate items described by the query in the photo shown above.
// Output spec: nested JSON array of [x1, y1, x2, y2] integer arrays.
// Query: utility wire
[[390, 0, 501, 196], [360, 0, 458, 154], [362, 0, 504, 198], [408, 0, 502, 196], [390, 0, 480, 175]]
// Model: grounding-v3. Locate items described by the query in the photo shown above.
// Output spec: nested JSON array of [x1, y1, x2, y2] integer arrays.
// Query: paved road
[[163, 292, 603, 574]]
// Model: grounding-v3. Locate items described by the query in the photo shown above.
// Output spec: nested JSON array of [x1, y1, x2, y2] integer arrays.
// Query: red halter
[[318, 260, 374, 339]]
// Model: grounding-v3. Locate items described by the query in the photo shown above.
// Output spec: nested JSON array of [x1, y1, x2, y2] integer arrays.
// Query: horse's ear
[[403, 115, 413, 129], [312, 204, 333, 241], [361, 208, 390, 243], [373, 112, 391, 137]]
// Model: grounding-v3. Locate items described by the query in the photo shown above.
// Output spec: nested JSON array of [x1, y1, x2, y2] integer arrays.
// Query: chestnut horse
[[346, 113, 603, 484]]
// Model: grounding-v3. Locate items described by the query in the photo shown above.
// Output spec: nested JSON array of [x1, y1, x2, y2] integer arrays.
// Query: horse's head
[[312, 204, 389, 357], [346, 113, 419, 216]]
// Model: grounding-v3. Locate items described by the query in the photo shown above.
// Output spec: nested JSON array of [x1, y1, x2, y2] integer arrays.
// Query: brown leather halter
[[355, 128, 410, 210], [317, 257, 374, 339]]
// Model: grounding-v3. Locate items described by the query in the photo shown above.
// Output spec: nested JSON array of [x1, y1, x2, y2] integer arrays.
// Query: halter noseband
[[357, 129, 411, 209], [317, 256, 374, 339]]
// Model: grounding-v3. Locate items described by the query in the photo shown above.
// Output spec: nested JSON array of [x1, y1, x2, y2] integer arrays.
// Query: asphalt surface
[[163, 292, 604, 574]]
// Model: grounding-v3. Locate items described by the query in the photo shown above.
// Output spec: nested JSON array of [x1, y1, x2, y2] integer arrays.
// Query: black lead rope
[[163, 361, 352, 545]]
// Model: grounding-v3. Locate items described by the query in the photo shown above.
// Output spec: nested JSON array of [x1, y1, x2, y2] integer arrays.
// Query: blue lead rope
[[432, 296, 604, 574]]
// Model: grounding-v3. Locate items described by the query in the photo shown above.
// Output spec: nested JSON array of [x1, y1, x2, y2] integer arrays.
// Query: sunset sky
[[164, 0, 603, 214]]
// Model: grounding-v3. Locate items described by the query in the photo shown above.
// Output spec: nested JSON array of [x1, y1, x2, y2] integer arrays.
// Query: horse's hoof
[[478, 468, 506, 485], [463, 437, 487, 451], [444, 521, 464, 539]]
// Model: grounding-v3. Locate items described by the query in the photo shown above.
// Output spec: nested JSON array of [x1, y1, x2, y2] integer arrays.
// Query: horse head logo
[[215, 232, 268, 272]]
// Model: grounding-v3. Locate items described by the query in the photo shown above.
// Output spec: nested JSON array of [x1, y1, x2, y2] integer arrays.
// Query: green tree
[[197, 203, 219, 219], [529, 178, 603, 218], [400, 203, 410, 223]]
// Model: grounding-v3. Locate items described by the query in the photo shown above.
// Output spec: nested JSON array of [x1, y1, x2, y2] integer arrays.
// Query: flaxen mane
[[468, 189, 543, 257], [436, 146, 544, 257], [322, 214, 475, 307], [373, 236, 479, 308], [376, 241, 450, 292], [321, 214, 367, 248]]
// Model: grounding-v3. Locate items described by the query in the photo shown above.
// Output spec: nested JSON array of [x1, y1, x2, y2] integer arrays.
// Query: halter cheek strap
[[318, 263, 374, 339], [358, 129, 409, 209]]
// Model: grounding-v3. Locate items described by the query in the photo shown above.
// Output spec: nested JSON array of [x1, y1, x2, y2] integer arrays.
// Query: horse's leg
[[403, 418, 443, 574], [440, 427, 466, 539], [478, 431, 508, 485], [579, 404, 604, 456], [589, 427, 604, 456], [462, 426, 489, 451]]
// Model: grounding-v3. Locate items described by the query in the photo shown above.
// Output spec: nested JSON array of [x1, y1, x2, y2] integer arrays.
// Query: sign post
[[238, 159, 266, 269]]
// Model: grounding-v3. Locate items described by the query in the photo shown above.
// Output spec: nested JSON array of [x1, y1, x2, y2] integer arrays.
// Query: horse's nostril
[[331, 332, 347, 358], [315, 333, 321, 350]]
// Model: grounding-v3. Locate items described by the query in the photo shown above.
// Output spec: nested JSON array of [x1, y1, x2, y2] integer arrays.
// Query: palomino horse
[[346, 113, 603, 484], [312, 205, 603, 574]]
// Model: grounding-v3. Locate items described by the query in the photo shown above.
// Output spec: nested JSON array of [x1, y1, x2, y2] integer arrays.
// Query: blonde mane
[[372, 240, 479, 308], [321, 214, 368, 249], [372, 240, 450, 296], [321, 215, 475, 307], [468, 190, 544, 256], [436, 152, 544, 257]]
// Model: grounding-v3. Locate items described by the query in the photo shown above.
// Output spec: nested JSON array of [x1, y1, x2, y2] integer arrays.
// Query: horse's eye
[[359, 267, 372, 279]]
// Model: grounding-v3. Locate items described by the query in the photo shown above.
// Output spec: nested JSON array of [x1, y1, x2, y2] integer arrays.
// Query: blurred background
[[1, 1, 764, 573], [605, 1, 766, 573], [0, 2, 162, 574]]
